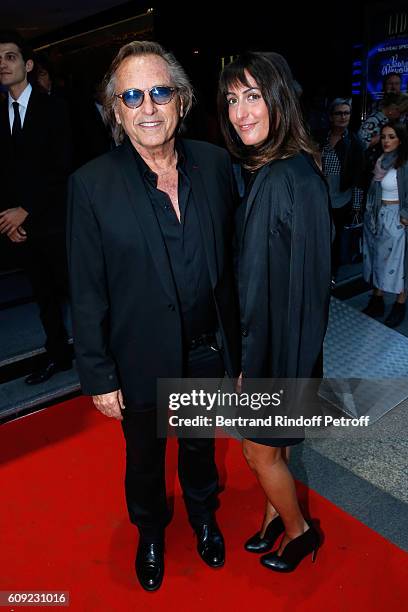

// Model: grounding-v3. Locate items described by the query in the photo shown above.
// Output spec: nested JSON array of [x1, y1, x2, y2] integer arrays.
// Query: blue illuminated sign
[[367, 38, 408, 99]]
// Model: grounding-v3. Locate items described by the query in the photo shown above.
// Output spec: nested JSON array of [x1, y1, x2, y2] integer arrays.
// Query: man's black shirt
[[132, 141, 218, 344]]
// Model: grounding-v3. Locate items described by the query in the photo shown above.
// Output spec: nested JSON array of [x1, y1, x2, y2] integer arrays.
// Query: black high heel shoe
[[260, 523, 319, 572], [244, 515, 284, 553]]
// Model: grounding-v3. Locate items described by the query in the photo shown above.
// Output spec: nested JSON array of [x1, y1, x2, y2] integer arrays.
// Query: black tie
[[12, 101, 22, 138]]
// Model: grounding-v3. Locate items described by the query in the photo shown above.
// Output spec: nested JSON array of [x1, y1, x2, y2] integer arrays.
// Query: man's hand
[[8, 226, 27, 243], [92, 389, 125, 420], [400, 217, 408, 227], [0, 207, 29, 235]]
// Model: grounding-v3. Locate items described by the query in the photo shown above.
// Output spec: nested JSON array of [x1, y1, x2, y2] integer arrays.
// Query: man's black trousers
[[18, 232, 71, 363], [121, 342, 225, 541]]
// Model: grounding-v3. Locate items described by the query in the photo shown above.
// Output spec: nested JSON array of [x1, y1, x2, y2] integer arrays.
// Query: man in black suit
[[67, 41, 240, 591], [71, 79, 115, 169], [0, 31, 72, 383]]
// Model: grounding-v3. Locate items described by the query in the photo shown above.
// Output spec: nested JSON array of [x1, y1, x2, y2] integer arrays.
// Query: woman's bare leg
[[260, 447, 291, 535], [243, 440, 307, 554]]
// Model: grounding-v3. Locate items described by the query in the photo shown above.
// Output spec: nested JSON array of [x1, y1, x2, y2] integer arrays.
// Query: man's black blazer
[[0, 87, 72, 236], [67, 138, 240, 405]]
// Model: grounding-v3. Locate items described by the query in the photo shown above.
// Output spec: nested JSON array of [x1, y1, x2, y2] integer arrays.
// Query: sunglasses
[[115, 86, 178, 109]]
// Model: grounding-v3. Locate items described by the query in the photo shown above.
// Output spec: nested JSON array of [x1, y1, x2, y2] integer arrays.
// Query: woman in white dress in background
[[363, 121, 408, 327]]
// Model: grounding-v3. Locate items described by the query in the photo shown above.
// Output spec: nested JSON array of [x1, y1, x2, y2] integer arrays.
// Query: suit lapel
[[114, 141, 177, 303], [20, 88, 40, 140], [183, 142, 219, 289]]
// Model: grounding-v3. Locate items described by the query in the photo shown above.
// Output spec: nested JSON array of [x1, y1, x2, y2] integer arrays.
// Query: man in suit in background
[[0, 31, 72, 383], [71, 78, 115, 169], [67, 41, 240, 592]]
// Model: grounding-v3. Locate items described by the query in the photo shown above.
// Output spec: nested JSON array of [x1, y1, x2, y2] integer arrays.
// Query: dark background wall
[[26, 1, 367, 103], [155, 3, 365, 99]]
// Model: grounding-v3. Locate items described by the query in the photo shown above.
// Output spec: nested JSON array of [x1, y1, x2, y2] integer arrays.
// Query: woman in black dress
[[218, 52, 331, 572]]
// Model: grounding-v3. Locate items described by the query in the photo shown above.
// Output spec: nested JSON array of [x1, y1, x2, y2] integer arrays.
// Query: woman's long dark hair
[[381, 121, 408, 168], [217, 51, 317, 170]]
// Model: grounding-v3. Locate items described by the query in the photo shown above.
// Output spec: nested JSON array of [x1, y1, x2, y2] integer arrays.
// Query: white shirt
[[381, 168, 399, 201], [8, 83, 32, 131]]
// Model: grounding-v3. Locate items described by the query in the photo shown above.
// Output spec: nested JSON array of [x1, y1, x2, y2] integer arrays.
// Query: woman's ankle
[[284, 520, 309, 541], [260, 512, 279, 535]]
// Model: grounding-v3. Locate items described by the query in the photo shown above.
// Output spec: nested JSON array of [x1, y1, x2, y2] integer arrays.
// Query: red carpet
[[1, 396, 407, 611]]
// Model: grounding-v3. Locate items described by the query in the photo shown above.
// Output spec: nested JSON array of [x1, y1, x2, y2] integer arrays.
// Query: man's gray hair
[[102, 40, 194, 144]]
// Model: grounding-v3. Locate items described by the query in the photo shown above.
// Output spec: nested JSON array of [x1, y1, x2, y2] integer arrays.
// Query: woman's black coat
[[238, 152, 332, 380]]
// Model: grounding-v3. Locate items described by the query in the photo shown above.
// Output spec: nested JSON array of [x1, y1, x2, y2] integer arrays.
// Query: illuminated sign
[[367, 38, 408, 99]]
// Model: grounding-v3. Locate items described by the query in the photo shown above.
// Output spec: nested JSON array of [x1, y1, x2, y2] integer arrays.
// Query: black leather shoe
[[135, 540, 164, 591], [194, 522, 225, 568], [244, 515, 284, 553], [260, 523, 319, 572], [25, 359, 72, 385]]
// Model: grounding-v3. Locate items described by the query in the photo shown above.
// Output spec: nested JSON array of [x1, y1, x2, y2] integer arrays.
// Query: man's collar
[[129, 137, 186, 178], [175, 139, 186, 168], [8, 82, 32, 108]]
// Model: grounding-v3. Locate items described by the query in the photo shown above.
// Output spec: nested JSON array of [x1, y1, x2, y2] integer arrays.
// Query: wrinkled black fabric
[[238, 152, 331, 380]]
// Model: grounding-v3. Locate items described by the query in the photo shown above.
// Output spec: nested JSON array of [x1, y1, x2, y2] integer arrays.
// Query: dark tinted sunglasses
[[115, 86, 177, 109]]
